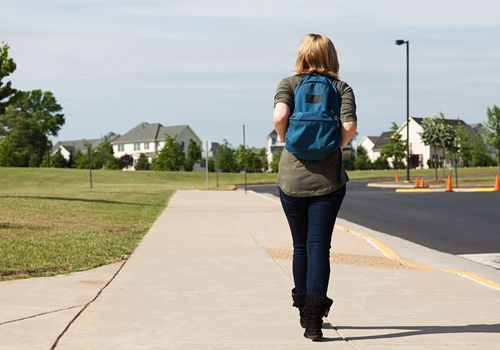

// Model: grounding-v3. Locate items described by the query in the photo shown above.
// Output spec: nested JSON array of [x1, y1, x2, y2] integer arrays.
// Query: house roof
[[411, 117, 469, 129], [52, 132, 119, 155], [361, 135, 380, 145], [373, 131, 394, 150], [113, 122, 198, 144], [267, 130, 277, 138]]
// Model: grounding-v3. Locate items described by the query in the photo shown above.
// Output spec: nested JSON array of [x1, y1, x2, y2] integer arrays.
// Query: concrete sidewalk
[[2, 190, 500, 349]]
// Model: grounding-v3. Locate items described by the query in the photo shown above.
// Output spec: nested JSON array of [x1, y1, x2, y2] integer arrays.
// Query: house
[[370, 131, 394, 161], [52, 132, 119, 161], [358, 135, 380, 162], [111, 122, 203, 169], [394, 117, 472, 168], [469, 123, 484, 137]]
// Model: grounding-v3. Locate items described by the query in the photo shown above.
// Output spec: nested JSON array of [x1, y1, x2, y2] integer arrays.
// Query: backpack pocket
[[285, 111, 339, 160]]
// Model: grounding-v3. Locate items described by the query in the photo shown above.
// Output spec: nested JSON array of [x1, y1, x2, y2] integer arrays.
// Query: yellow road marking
[[248, 189, 500, 292], [396, 187, 496, 193]]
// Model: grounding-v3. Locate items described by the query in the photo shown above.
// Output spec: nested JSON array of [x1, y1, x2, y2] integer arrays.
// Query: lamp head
[[395, 39, 406, 45]]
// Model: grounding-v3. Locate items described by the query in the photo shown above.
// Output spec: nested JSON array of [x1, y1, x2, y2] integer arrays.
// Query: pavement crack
[[0, 305, 83, 326], [50, 259, 127, 349]]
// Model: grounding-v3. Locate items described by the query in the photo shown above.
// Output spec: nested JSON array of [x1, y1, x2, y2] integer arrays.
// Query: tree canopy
[[184, 139, 202, 171], [154, 135, 184, 171], [484, 105, 500, 167], [0, 43, 18, 115], [380, 122, 406, 169], [0, 43, 65, 167], [420, 113, 455, 161]]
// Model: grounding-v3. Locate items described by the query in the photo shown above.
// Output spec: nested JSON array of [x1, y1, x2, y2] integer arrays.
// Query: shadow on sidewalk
[[336, 323, 500, 341]]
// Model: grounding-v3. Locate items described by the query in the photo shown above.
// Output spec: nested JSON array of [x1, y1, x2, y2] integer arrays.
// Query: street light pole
[[395, 39, 410, 181]]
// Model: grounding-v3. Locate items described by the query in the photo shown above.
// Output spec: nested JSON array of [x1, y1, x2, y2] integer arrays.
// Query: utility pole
[[395, 39, 410, 181], [87, 144, 93, 189], [243, 124, 247, 194], [205, 140, 209, 190]]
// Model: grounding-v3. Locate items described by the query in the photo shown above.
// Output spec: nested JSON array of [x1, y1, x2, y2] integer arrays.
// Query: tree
[[471, 135, 494, 167], [51, 149, 68, 168], [74, 150, 89, 169], [184, 139, 202, 171], [454, 124, 473, 167], [120, 154, 134, 169], [380, 122, 406, 169], [92, 137, 120, 169], [270, 150, 282, 172], [354, 145, 372, 170], [0, 107, 41, 166], [0, 137, 15, 166], [154, 135, 184, 171], [342, 152, 355, 170], [235, 146, 264, 173], [484, 105, 500, 168], [372, 156, 390, 169], [420, 113, 455, 179], [0, 42, 18, 115], [135, 153, 150, 170], [218, 139, 237, 172], [0, 90, 64, 167]]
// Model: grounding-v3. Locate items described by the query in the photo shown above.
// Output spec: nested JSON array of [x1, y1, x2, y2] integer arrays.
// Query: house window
[[118, 144, 124, 152], [134, 143, 141, 151], [144, 142, 149, 150]]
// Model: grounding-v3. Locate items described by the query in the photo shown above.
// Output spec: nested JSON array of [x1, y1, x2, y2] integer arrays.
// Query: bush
[[135, 153, 150, 170], [372, 157, 389, 169]]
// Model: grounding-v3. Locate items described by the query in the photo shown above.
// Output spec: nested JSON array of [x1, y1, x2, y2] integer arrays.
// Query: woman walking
[[273, 33, 357, 341]]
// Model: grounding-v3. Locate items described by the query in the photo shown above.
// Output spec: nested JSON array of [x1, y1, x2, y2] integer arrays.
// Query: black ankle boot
[[291, 288, 306, 328], [303, 293, 333, 342]]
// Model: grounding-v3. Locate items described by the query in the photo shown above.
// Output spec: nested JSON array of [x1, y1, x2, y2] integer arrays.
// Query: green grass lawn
[[0, 166, 498, 281], [0, 168, 278, 280]]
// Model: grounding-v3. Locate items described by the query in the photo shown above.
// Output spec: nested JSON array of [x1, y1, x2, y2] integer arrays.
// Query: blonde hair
[[294, 34, 339, 79]]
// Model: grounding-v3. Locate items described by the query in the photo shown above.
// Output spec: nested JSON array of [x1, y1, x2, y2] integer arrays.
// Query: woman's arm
[[341, 121, 357, 148], [273, 102, 290, 142]]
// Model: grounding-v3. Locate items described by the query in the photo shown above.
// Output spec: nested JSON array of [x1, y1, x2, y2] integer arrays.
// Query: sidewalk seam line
[[50, 259, 127, 349], [0, 304, 84, 326], [248, 190, 500, 292]]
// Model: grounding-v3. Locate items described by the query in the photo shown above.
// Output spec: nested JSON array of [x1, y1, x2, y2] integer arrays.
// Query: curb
[[248, 190, 500, 292]]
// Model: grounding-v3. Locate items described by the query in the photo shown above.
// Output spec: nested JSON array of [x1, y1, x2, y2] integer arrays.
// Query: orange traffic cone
[[495, 174, 500, 191], [415, 177, 420, 188], [395, 174, 399, 184], [420, 177, 425, 188], [445, 174, 453, 192]]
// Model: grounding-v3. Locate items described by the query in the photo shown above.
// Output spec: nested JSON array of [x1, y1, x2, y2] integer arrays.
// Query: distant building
[[358, 135, 380, 162], [52, 132, 119, 161], [111, 122, 203, 169], [360, 117, 479, 169], [469, 122, 484, 137], [395, 117, 474, 168]]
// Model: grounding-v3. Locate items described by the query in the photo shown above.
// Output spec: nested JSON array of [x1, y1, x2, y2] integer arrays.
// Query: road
[[247, 181, 500, 257]]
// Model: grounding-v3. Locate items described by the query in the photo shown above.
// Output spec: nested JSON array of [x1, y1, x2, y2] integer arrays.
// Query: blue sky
[[2, 0, 500, 147]]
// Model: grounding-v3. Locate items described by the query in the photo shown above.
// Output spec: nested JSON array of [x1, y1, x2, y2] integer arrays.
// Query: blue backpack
[[285, 74, 341, 160]]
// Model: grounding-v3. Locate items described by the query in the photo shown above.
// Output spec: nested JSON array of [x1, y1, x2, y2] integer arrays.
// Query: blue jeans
[[279, 185, 346, 295]]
